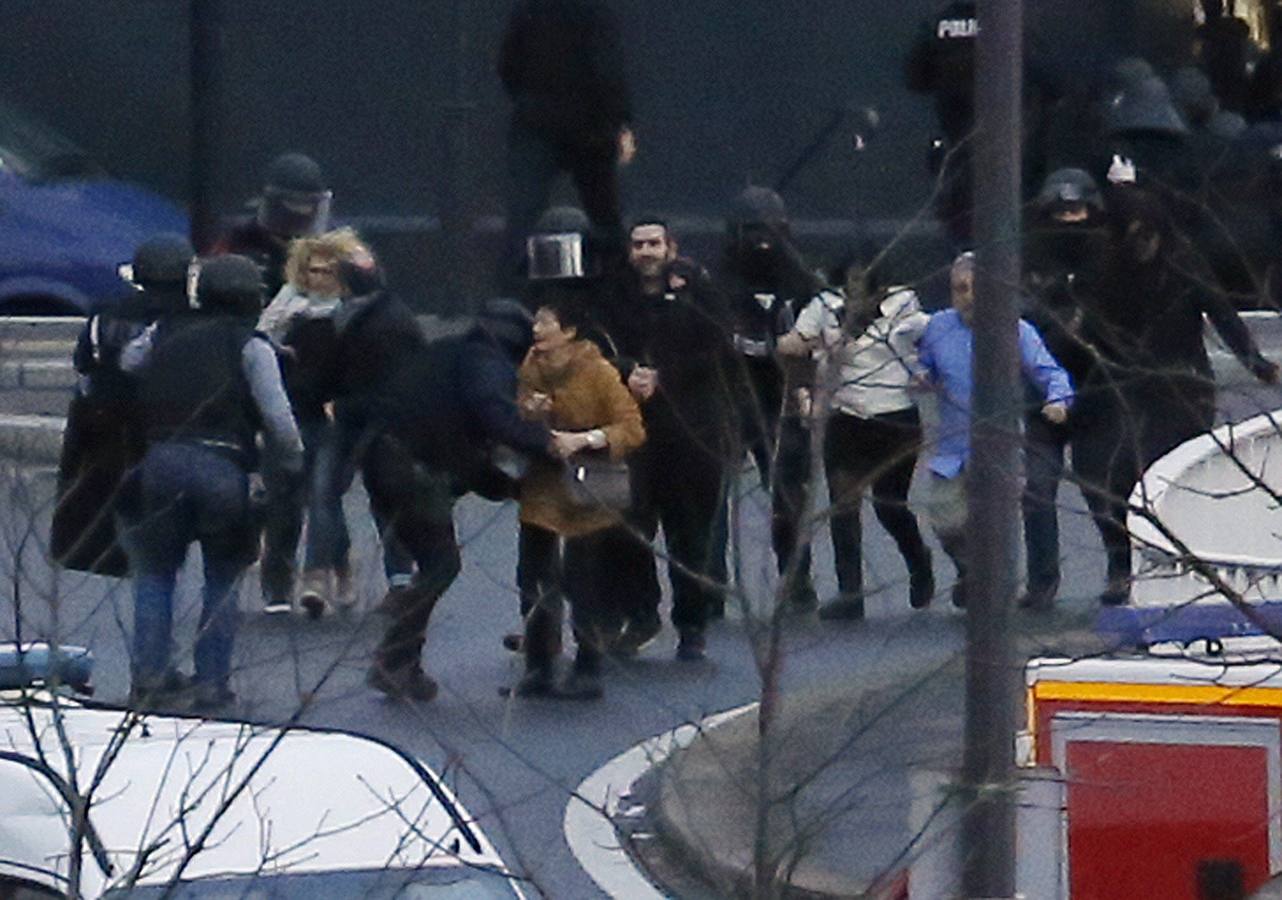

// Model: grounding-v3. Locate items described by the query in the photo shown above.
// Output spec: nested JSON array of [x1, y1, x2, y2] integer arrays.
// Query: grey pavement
[[645, 608, 1112, 898], [3, 314, 1282, 896], [639, 352, 1282, 897], [0, 459, 1001, 898]]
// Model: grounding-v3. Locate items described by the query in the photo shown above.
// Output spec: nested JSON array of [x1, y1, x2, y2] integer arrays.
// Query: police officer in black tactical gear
[[216, 152, 333, 299], [1196, 0, 1253, 115], [314, 243, 555, 702], [1097, 76, 1196, 204], [124, 254, 303, 711], [52, 233, 196, 577], [722, 187, 822, 611], [906, 1, 1057, 244], [1073, 187, 1278, 606], [1019, 169, 1109, 612]]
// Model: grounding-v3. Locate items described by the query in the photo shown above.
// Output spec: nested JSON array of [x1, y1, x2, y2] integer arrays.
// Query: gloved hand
[[338, 255, 385, 297]]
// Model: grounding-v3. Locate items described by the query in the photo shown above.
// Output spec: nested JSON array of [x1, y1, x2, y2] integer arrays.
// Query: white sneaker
[[333, 567, 359, 612]]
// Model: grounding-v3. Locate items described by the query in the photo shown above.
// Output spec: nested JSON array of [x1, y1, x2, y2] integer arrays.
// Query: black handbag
[[562, 450, 631, 512]]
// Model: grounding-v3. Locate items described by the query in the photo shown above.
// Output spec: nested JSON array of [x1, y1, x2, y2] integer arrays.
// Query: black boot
[[368, 582, 441, 702], [556, 651, 603, 700], [818, 591, 866, 621], [908, 548, 936, 610]]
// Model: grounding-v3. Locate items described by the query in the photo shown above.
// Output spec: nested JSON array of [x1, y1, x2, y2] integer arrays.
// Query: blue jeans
[[261, 417, 350, 602], [125, 442, 251, 689], [311, 419, 414, 587]]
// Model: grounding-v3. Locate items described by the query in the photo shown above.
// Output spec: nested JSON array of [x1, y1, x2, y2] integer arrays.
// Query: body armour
[[139, 316, 258, 458]]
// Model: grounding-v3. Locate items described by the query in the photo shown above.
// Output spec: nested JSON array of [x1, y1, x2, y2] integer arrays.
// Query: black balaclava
[[727, 186, 791, 282], [1034, 168, 1107, 265], [131, 232, 195, 314]]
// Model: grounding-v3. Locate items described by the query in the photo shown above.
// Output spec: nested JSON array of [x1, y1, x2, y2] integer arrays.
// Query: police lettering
[[936, 18, 978, 39]]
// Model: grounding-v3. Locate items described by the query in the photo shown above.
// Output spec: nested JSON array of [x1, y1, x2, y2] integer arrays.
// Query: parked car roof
[[0, 694, 524, 898]]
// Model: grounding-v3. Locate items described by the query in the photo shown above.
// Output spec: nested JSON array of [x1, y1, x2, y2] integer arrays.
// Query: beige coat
[[517, 340, 645, 537]]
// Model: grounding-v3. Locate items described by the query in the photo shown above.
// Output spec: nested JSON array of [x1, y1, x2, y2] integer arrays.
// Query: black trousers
[[361, 433, 461, 671], [823, 407, 929, 596], [1071, 375, 1214, 588], [745, 413, 814, 599], [606, 441, 726, 635], [1022, 414, 1070, 593], [519, 523, 620, 674]]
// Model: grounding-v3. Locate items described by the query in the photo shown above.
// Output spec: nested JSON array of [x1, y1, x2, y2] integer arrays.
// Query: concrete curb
[[0, 360, 76, 390], [650, 611, 1111, 898], [0, 414, 65, 465], [653, 654, 962, 899]]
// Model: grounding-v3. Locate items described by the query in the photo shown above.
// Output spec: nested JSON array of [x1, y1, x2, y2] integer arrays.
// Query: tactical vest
[[731, 283, 798, 359], [138, 316, 259, 460]]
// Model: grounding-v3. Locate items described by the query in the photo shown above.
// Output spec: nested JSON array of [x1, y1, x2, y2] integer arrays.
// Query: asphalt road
[[0, 460, 1090, 898], [2, 346, 1280, 897]]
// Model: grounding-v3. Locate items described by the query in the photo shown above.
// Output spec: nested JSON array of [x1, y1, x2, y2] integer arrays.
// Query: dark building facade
[[0, 1, 1246, 309]]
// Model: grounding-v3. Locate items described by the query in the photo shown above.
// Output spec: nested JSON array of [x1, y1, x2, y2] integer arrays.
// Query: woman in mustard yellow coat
[[514, 293, 645, 700]]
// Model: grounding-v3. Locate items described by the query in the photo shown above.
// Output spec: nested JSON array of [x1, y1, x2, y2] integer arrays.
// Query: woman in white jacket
[[779, 261, 934, 619]]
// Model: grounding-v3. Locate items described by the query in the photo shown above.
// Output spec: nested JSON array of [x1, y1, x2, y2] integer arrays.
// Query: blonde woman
[[257, 229, 399, 616]]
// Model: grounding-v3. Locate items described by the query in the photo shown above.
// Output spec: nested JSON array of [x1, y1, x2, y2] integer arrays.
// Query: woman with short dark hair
[[512, 295, 645, 700]]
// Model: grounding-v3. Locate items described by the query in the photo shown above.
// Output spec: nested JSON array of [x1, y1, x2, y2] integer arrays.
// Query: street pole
[[962, 0, 1023, 897], [190, 0, 224, 253]]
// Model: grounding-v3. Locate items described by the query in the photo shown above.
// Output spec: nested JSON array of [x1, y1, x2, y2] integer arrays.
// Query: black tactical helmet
[[131, 232, 194, 287], [196, 255, 263, 317], [1102, 57, 1157, 98], [264, 152, 327, 194], [257, 152, 332, 238], [1106, 76, 1190, 137], [728, 186, 790, 231], [476, 297, 534, 360], [1208, 109, 1247, 141], [1035, 168, 1105, 214]]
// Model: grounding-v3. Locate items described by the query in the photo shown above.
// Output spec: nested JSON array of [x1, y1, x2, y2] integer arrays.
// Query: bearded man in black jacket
[[593, 219, 735, 660]]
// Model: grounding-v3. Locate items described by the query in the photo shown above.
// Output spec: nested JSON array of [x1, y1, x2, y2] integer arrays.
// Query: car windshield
[[0, 99, 104, 182], [101, 866, 522, 899]]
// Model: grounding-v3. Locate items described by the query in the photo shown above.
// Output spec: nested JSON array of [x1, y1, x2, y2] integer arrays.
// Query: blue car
[[0, 101, 188, 315]]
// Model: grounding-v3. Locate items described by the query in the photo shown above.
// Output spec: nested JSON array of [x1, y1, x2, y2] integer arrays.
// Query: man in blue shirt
[[916, 253, 1073, 607]]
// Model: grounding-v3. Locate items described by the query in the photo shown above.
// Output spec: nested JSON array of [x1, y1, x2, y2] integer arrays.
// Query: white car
[[0, 646, 526, 899]]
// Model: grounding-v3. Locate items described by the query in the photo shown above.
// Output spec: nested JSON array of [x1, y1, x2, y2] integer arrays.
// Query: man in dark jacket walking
[[318, 250, 554, 700], [596, 219, 735, 660], [498, 0, 635, 285]]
